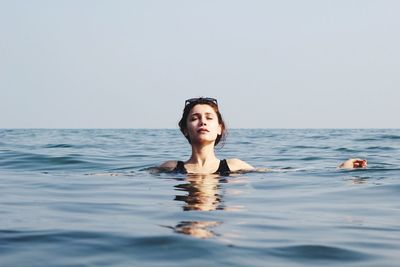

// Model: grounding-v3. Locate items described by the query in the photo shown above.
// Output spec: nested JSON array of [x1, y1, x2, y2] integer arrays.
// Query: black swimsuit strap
[[173, 161, 187, 174], [215, 159, 231, 176]]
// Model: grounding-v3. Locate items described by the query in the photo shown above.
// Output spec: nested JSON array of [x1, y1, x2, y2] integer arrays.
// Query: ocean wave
[[379, 134, 400, 140], [354, 138, 380, 142], [299, 156, 323, 161], [366, 146, 396, 151], [43, 144, 75, 148], [0, 230, 220, 265], [292, 145, 331, 150], [267, 244, 372, 262], [0, 150, 104, 171], [334, 147, 359, 152], [0, 230, 374, 266]]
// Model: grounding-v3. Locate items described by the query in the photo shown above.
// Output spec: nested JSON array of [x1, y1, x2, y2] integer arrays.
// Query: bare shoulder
[[226, 158, 255, 172], [159, 160, 178, 170]]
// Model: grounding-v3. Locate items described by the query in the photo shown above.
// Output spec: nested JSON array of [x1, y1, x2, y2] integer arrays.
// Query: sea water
[[0, 129, 399, 267]]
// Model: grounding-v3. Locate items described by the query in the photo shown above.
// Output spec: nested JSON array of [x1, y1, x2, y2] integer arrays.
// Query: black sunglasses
[[184, 97, 218, 107]]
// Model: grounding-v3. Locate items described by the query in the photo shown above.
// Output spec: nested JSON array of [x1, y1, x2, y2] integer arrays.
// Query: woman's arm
[[159, 160, 178, 171], [338, 158, 367, 169], [227, 158, 255, 172]]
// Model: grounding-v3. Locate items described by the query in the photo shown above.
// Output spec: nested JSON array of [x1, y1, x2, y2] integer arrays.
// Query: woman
[[160, 97, 366, 175]]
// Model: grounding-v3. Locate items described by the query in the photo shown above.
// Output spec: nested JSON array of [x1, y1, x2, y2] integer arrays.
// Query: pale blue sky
[[1, 0, 399, 128]]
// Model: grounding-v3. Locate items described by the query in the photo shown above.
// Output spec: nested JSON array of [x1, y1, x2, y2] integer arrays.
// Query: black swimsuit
[[173, 159, 231, 176]]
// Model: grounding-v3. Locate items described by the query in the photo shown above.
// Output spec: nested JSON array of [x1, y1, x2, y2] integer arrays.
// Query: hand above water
[[338, 158, 367, 169]]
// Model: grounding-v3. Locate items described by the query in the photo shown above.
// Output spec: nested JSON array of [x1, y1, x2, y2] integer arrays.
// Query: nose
[[199, 116, 207, 126]]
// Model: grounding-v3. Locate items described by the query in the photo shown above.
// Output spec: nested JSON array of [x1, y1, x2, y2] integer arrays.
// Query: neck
[[188, 142, 218, 166]]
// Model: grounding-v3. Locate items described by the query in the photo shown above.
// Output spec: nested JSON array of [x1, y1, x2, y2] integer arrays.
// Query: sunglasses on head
[[184, 97, 218, 107]]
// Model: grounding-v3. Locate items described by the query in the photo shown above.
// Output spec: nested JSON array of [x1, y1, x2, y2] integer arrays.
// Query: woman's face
[[185, 104, 222, 146]]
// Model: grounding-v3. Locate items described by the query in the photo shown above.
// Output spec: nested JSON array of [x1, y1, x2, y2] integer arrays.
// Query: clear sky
[[1, 0, 399, 128]]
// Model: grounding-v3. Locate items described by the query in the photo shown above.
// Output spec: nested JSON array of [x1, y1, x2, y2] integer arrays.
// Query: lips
[[197, 128, 209, 133]]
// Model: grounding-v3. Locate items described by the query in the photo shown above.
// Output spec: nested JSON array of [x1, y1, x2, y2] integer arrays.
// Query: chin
[[192, 138, 216, 145]]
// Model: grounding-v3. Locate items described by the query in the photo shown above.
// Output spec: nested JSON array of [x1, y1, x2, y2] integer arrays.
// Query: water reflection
[[349, 176, 369, 185], [344, 175, 374, 185], [171, 221, 222, 239], [172, 174, 226, 239], [174, 174, 225, 211]]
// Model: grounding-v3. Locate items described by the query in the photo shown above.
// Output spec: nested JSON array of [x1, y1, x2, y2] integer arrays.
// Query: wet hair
[[178, 98, 227, 147]]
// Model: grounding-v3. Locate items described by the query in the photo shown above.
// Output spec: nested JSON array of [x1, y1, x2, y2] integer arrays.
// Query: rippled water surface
[[1, 129, 399, 266]]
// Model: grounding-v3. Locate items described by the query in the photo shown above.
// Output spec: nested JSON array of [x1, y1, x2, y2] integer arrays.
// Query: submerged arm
[[228, 158, 367, 172]]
